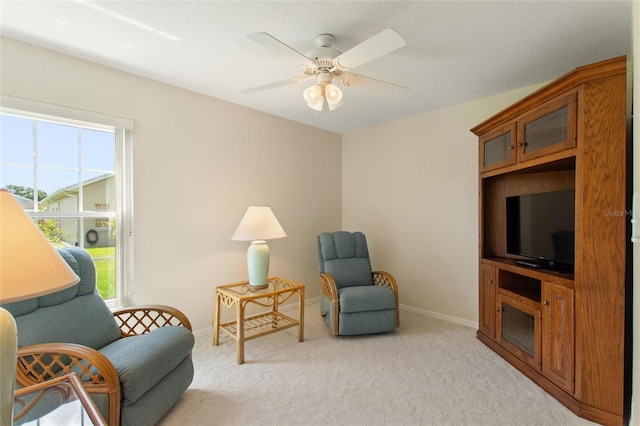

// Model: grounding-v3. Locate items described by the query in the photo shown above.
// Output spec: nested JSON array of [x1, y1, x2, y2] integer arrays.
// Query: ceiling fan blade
[[247, 32, 316, 67], [340, 73, 408, 92], [241, 75, 314, 94], [332, 28, 406, 71]]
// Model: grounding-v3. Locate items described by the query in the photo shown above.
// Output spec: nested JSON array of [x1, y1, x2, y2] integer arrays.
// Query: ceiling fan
[[242, 28, 408, 111]]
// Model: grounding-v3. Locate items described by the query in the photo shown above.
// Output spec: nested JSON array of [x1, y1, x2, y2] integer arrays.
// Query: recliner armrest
[[320, 273, 340, 335], [372, 271, 400, 327], [112, 305, 192, 337], [372, 271, 398, 293], [319, 273, 338, 302], [17, 342, 120, 426]]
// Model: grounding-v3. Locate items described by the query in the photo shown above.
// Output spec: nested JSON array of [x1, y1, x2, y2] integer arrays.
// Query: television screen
[[506, 189, 575, 270]]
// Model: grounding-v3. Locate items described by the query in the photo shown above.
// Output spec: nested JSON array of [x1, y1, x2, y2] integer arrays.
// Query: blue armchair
[[2, 247, 194, 426], [317, 231, 399, 335]]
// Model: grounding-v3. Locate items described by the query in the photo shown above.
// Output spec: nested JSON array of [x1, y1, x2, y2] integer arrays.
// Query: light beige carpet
[[158, 303, 594, 426]]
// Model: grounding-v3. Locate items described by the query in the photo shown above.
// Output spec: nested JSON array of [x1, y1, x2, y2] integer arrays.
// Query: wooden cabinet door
[[479, 123, 516, 173], [479, 264, 496, 338], [496, 294, 541, 370], [541, 281, 575, 393], [516, 92, 577, 163]]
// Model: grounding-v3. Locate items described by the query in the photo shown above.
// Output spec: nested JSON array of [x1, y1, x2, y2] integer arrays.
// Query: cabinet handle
[[518, 142, 526, 147], [508, 145, 514, 151], [496, 308, 500, 312], [542, 300, 549, 306], [488, 280, 493, 284]]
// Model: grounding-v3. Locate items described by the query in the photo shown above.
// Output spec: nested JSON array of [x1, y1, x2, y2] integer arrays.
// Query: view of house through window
[[1, 113, 121, 302]]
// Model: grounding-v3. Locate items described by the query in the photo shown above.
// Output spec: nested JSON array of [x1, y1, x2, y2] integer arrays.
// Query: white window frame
[[1, 95, 135, 308]]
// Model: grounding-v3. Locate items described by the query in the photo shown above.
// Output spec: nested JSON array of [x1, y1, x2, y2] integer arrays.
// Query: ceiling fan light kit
[[302, 81, 344, 111], [244, 28, 407, 112]]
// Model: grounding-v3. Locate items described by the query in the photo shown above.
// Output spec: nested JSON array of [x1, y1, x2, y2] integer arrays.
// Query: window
[[95, 203, 110, 228], [0, 98, 133, 308]]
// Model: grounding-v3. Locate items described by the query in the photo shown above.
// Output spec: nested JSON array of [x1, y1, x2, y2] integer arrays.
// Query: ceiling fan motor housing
[[306, 33, 341, 66], [317, 72, 333, 85]]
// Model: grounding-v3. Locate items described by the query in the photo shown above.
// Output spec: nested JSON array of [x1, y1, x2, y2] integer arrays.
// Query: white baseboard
[[283, 296, 320, 309], [286, 299, 477, 329], [400, 303, 478, 329]]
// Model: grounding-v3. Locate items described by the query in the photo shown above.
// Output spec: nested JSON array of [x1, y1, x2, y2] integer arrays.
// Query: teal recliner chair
[[317, 231, 399, 335], [2, 247, 194, 426]]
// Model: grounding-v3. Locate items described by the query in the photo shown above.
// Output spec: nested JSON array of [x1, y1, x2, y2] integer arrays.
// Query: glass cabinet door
[[517, 92, 577, 163], [480, 123, 516, 172], [496, 294, 541, 370]]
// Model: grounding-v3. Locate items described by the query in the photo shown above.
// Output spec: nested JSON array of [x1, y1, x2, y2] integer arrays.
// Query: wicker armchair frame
[[112, 305, 192, 337], [320, 271, 399, 336], [16, 305, 192, 426]]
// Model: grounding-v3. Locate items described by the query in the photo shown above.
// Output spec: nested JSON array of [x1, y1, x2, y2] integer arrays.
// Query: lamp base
[[248, 283, 269, 292], [247, 240, 270, 288]]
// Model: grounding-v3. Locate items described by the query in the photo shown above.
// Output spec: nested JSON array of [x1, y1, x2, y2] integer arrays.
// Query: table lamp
[[231, 206, 286, 290], [0, 189, 80, 426]]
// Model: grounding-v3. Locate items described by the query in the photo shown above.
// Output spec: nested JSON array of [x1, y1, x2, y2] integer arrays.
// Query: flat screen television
[[506, 189, 575, 272]]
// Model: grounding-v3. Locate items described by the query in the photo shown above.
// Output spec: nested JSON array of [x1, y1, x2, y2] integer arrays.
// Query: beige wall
[[342, 83, 544, 325], [0, 37, 342, 330]]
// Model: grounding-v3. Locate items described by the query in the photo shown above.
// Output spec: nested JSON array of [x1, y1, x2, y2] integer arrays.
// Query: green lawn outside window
[[85, 246, 116, 300]]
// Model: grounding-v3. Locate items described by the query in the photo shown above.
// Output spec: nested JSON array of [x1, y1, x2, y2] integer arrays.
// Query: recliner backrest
[[2, 247, 121, 350], [318, 231, 374, 289]]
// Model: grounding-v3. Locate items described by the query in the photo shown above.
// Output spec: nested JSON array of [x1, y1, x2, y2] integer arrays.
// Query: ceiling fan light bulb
[[303, 84, 323, 104], [325, 83, 343, 106]]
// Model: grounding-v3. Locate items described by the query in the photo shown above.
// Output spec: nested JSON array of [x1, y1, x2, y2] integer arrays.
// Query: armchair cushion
[[11, 293, 121, 350], [337, 309, 397, 336], [99, 326, 194, 406], [4, 248, 121, 352], [338, 285, 396, 314], [318, 231, 374, 288]]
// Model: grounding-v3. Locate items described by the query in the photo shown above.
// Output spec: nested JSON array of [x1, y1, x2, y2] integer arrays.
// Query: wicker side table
[[213, 276, 305, 364]]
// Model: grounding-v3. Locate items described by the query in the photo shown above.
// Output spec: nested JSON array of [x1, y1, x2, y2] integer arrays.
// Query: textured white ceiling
[[0, 1, 632, 134]]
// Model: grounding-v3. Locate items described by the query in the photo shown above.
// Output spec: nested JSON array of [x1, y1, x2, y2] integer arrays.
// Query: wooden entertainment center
[[471, 56, 629, 425]]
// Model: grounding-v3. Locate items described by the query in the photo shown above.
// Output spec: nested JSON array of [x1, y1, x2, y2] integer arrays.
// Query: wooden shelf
[[482, 257, 574, 286], [219, 311, 299, 341]]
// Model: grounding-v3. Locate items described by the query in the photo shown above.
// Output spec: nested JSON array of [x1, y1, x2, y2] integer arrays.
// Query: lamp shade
[[231, 206, 287, 242], [0, 189, 79, 303]]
